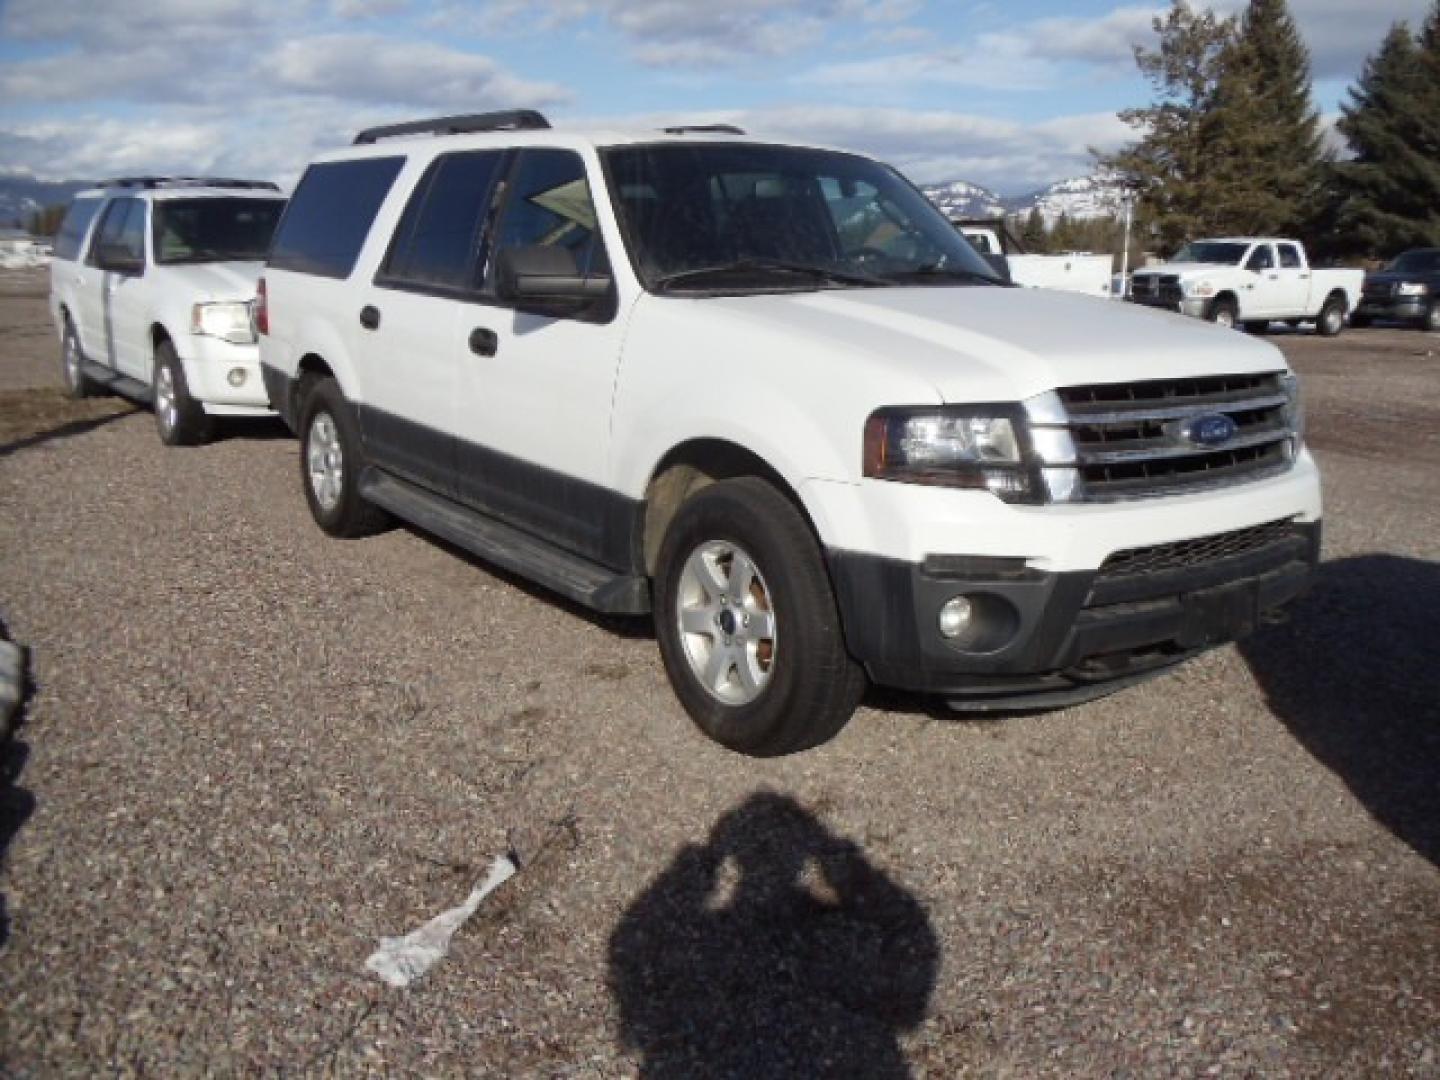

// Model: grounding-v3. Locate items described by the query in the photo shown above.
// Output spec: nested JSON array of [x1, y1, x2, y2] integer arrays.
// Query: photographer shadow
[[607, 791, 938, 1079], [1239, 554, 1440, 867]]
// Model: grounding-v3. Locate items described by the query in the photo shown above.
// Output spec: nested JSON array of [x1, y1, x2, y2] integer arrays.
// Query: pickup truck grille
[[1028, 373, 1298, 502], [1129, 273, 1182, 308], [1361, 280, 1394, 300]]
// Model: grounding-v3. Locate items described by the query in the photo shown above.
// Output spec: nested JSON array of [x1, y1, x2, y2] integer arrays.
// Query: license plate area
[[1178, 582, 1259, 648]]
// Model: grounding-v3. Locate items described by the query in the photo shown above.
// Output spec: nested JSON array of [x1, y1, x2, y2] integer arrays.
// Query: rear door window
[[1278, 244, 1303, 269], [54, 197, 104, 262], [268, 157, 404, 279], [379, 150, 507, 293]]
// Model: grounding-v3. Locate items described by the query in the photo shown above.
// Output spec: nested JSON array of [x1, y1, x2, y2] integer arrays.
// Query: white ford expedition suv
[[258, 111, 1322, 757], [49, 177, 287, 444], [1128, 238, 1363, 335]]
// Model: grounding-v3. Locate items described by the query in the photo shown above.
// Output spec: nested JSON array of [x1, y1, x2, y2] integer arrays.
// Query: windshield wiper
[[652, 258, 890, 293], [887, 264, 1004, 285]]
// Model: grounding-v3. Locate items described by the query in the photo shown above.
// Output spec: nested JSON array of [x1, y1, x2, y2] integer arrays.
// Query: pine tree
[[1210, 0, 1325, 236], [1332, 11, 1440, 255], [1096, 2, 1240, 252], [1020, 207, 1048, 252]]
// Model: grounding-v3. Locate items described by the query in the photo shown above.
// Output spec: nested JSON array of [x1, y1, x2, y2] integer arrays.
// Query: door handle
[[1267, 273, 1279, 280], [359, 305, 381, 330], [469, 327, 498, 357], [1299, 273, 1310, 279]]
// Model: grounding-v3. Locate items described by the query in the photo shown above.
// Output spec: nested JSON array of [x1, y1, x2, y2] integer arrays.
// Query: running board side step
[[81, 362, 152, 404], [358, 468, 651, 616]]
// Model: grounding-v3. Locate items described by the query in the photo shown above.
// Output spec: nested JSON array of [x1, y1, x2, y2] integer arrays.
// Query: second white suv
[[49, 177, 287, 444], [259, 111, 1322, 756]]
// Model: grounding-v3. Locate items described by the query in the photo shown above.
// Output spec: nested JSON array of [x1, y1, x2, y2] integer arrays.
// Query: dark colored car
[[1353, 248, 1440, 330]]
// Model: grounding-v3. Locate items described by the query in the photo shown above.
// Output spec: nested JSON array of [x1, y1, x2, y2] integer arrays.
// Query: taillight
[[255, 277, 269, 336]]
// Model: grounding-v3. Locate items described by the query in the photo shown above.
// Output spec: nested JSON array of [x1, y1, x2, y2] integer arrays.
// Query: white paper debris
[[365, 853, 518, 988]]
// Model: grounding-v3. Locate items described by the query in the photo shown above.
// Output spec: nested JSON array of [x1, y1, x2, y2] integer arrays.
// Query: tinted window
[[492, 150, 608, 278], [153, 198, 285, 264], [1246, 245, 1274, 271], [89, 198, 147, 266], [268, 157, 404, 279], [1390, 249, 1440, 274], [1278, 244, 1302, 269], [381, 150, 505, 291], [54, 197, 103, 262]]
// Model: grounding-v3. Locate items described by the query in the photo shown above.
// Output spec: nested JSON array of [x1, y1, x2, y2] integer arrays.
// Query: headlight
[[191, 301, 256, 345], [1280, 371, 1305, 447], [863, 407, 1039, 502], [1397, 281, 1428, 297], [1184, 278, 1215, 298]]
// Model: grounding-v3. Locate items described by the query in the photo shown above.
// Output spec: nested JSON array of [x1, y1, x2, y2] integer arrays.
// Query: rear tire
[[298, 377, 390, 538], [1206, 297, 1238, 329], [1317, 296, 1345, 337], [653, 477, 865, 757], [60, 317, 96, 400], [153, 341, 214, 446]]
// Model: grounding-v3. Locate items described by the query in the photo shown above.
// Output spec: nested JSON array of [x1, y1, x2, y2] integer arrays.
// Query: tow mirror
[[497, 245, 610, 306]]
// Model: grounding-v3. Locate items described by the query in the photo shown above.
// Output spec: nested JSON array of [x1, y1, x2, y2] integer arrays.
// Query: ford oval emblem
[[1183, 413, 1239, 448]]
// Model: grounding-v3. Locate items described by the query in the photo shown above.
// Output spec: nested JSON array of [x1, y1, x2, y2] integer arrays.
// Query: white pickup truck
[[1128, 238, 1363, 335], [959, 224, 1113, 298]]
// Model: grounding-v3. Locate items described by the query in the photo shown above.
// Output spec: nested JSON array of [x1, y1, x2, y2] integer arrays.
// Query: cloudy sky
[[0, 0, 1431, 194]]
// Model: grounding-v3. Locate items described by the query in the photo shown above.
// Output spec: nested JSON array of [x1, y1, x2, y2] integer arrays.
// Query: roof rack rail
[[354, 110, 551, 145], [661, 124, 746, 136], [100, 176, 282, 192]]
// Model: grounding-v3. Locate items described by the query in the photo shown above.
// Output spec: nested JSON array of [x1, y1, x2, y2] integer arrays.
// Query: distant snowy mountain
[[0, 174, 86, 229], [920, 179, 1006, 220], [922, 172, 1128, 224]]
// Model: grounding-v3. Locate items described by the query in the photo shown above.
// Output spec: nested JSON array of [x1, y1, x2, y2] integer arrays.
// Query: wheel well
[[1212, 291, 1238, 310], [1325, 289, 1348, 311], [293, 354, 335, 415], [641, 439, 811, 575], [150, 323, 171, 354]]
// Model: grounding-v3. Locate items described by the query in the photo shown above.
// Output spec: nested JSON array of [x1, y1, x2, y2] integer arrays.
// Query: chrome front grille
[[1025, 373, 1299, 502], [1129, 273, 1182, 307]]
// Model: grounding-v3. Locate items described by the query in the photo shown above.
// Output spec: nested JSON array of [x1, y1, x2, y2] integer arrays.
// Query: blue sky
[[0, 0, 1431, 193]]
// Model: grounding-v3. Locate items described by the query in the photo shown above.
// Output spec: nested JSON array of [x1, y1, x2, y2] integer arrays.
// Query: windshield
[[603, 144, 1002, 293], [153, 198, 286, 264], [1171, 241, 1250, 266], [1388, 249, 1440, 274]]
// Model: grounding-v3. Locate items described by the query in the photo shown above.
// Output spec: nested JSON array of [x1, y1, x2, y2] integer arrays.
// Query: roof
[[73, 177, 286, 201]]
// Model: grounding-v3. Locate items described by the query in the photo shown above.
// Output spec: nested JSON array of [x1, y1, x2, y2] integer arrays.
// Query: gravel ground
[[1, 267, 1436, 1076]]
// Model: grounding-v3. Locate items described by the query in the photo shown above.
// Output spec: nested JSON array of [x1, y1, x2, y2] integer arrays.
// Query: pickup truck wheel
[[1206, 298, 1238, 329], [1317, 297, 1345, 337], [60, 318, 96, 400], [153, 342, 214, 446], [654, 477, 865, 757], [1423, 303, 1440, 332], [298, 378, 390, 538]]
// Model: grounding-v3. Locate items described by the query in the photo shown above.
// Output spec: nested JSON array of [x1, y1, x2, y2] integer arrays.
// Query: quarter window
[[268, 157, 404, 279], [381, 150, 506, 292], [89, 198, 147, 267], [491, 150, 608, 280]]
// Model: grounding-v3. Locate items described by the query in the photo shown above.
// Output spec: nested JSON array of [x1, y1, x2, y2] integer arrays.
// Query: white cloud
[[261, 34, 571, 108]]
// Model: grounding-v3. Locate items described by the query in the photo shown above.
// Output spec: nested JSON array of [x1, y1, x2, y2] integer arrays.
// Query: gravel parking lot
[[1, 266, 1436, 1075]]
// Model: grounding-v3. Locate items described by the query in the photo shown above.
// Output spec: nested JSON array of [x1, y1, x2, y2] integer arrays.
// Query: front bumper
[[828, 520, 1321, 705], [1355, 297, 1428, 322], [180, 335, 272, 412]]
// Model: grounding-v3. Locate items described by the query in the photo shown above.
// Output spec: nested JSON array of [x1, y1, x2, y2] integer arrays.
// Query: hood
[[697, 285, 1287, 403], [1132, 261, 1234, 278], [155, 260, 265, 302]]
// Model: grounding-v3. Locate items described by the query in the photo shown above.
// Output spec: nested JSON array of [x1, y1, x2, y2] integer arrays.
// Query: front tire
[[1206, 297, 1238, 329], [298, 377, 390, 538], [1317, 296, 1345, 337], [654, 477, 865, 757], [60, 317, 95, 400], [153, 342, 214, 446]]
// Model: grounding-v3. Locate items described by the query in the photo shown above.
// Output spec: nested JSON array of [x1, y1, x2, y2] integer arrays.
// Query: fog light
[[227, 368, 247, 387], [938, 596, 974, 639]]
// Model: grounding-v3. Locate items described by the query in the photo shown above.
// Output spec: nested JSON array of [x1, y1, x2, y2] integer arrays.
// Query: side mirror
[[496, 245, 610, 307], [97, 243, 143, 276]]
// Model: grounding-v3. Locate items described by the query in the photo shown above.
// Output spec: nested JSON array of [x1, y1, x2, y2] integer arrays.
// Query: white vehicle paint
[[1129, 238, 1364, 334], [259, 113, 1322, 755], [48, 179, 287, 442], [959, 226, 1112, 298]]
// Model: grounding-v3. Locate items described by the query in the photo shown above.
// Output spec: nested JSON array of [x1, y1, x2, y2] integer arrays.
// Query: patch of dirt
[[0, 388, 135, 450]]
